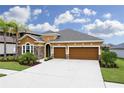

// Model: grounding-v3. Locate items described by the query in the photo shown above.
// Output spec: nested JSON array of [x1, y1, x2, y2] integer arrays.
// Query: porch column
[[51, 46, 54, 58], [66, 46, 69, 59], [98, 46, 101, 60]]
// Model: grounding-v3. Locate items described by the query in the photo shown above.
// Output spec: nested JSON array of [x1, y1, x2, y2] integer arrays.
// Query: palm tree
[[8, 21, 29, 57], [8, 21, 20, 57], [0, 18, 9, 60]]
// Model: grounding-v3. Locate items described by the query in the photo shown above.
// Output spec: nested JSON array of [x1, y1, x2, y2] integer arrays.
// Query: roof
[[53, 29, 103, 42], [111, 43, 124, 49], [19, 29, 40, 36], [29, 34, 43, 41], [0, 28, 40, 36], [19, 34, 43, 41], [0, 36, 16, 43], [41, 30, 60, 36], [19, 29, 103, 43]]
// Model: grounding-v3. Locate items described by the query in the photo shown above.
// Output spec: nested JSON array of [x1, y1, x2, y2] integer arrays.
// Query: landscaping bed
[[101, 58, 124, 84], [0, 62, 30, 71], [0, 74, 6, 77], [0, 53, 40, 71]]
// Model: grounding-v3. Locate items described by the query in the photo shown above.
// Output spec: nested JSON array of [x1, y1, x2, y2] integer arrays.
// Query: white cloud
[[83, 8, 96, 16], [54, 10, 90, 25], [33, 9, 42, 16], [1, 6, 31, 24], [103, 13, 112, 19], [71, 8, 81, 17], [72, 18, 90, 23], [28, 22, 59, 32], [54, 11, 74, 25], [84, 19, 124, 37]]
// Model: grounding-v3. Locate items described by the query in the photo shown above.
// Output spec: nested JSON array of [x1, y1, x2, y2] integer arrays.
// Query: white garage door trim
[[52, 45, 101, 59]]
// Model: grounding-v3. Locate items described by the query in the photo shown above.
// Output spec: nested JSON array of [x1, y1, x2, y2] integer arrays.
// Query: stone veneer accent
[[34, 46, 44, 59]]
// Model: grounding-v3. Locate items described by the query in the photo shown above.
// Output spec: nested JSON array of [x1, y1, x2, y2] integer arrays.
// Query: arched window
[[22, 43, 34, 54]]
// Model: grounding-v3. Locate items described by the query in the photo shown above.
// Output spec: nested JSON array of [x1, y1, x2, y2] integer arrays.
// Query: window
[[31, 45, 34, 53], [22, 43, 34, 54], [23, 45, 25, 53], [26, 43, 30, 52]]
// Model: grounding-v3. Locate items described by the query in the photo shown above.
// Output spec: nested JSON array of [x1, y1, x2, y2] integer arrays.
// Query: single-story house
[[18, 29, 103, 60], [110, 43, 124, 58]]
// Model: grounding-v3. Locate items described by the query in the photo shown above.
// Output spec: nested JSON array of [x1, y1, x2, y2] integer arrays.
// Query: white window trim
[[22, 42, 34, 54]]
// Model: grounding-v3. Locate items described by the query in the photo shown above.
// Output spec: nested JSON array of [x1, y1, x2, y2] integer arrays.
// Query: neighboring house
[[110, 43, 124, 58], [18, 29, 103, 60], [0, 30, 16, 56], [0, 28, 41, 56]]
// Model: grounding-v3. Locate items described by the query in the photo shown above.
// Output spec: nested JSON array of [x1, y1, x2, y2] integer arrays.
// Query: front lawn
[[0, 62, 30, 71], [101, 58, 124, 84], [0, 74, 6, 77]]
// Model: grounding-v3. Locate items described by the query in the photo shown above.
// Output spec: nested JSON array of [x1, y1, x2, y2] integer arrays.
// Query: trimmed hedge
[[0, 56, 18, 62]]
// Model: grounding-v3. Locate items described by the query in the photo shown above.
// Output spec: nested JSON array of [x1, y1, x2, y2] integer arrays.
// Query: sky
[[0, 5, 124, 45]]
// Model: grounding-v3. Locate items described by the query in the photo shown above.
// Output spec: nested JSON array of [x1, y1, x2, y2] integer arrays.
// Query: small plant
[[18, 52, 37, 66], [44, 57, 52, 61]]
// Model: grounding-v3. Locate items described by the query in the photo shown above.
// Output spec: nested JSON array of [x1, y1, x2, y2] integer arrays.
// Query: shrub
[[102, 47, 110, 52], [0, 57, 4, 61], [101, 51, 117, 68], [7, 56, 15, 61], [110, 52, 117, 63], [18, 52, 37, 66]]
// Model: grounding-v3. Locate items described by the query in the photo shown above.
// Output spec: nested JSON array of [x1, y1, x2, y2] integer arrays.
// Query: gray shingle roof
[[42, 30, 60, 36], [29, 34, 43, 41], [0, 35, 16, 43], [53, 29, 103, 42], [111, 43, 124, 49], [19, 29, 103, 42], [42, 31, 58, 34]]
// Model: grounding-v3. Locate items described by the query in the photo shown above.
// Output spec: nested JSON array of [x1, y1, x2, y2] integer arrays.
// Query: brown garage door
[[69, 47, 98, 60], [54, 47, 66, 58]]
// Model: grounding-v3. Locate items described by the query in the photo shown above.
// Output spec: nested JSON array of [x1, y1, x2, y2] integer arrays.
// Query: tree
[[8, 21, 20, 57], [8, 21, 28, 57], [0, 18, 9, 60]]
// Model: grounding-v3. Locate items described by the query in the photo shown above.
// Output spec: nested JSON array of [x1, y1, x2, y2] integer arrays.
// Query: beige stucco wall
[[41, 35, 57, 42], [51, 42, 102, 46], [18, 35, 103, 59]]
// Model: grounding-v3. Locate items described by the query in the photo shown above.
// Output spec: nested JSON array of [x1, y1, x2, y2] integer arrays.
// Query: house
[[18, 29, 103, 60], [110, 43, 124, 58], [0, 28, 38, 56], [0, 29, 16, 56]]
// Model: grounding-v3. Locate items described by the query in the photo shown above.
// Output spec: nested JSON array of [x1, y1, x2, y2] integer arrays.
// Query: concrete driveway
[[0, 59, 105, 88]]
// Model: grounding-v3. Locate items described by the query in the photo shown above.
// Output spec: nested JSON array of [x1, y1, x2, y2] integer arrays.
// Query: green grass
[[0, 74, 6, 77], [101, 58, 124, 84], [0, 62, 30, 71]]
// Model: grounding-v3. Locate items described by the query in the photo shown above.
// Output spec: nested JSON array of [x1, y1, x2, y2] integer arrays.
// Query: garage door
[[54, 47, 66, 58], [69, 47, 98, 60]]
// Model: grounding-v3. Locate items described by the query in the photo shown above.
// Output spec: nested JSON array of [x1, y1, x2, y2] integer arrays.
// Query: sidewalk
[[105, 82, 124, 88], [0, 69, 19, 75]]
